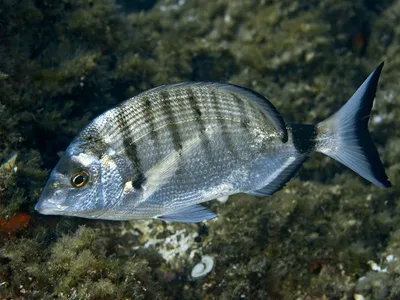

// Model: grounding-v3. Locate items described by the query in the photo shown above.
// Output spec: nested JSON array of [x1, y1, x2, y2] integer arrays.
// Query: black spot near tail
[[288, 123, 317, 154]]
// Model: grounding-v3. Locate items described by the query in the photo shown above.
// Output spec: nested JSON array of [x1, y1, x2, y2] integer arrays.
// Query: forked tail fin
[[315, 62, 391, 188]]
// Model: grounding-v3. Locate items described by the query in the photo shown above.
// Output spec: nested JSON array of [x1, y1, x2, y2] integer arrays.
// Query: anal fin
[[247, 155, 307, 196], [155, 205, 216, 223]]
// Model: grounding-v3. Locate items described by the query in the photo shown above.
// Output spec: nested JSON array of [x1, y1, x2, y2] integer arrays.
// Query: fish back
[[91, 82, 284, 153]]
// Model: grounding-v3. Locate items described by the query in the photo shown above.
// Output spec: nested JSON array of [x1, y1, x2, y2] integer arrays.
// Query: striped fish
[[35, 63, 391, 222]]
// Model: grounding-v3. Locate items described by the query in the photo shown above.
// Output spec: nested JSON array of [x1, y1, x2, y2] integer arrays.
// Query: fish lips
[[35, 189, 69, 215]]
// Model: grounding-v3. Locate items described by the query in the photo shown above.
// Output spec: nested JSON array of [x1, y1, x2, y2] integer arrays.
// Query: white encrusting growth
[[191, 255, 214, 278], [143, 227, 199, 264]]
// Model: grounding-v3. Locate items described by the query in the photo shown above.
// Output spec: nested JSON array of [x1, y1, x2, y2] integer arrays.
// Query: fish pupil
[[71, 170, 89, 187], [74, 176, 84, 185]]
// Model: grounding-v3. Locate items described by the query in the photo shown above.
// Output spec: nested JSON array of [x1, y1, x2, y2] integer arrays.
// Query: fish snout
[[35, 198, 68, 215], [35, 189, 69, 215]]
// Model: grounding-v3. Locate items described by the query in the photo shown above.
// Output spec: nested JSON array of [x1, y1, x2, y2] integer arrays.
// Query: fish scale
[[36, 65, 391, 222]]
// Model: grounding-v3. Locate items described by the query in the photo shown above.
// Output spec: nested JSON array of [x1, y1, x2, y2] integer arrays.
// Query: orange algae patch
[[0, 213, 31, 237]]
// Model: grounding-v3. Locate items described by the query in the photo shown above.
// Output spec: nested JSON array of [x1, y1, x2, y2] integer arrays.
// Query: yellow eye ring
[[71, 170, 89, 188]]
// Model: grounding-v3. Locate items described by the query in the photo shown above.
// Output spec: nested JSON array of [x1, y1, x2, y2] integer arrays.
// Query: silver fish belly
[[35, 65, 391, 222]]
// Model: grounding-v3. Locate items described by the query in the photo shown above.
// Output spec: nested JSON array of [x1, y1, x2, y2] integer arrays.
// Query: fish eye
[[71, 170, 89, 188]]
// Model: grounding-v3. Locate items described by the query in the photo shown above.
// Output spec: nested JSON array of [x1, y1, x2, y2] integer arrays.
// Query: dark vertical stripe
[[81, 129, 109, 158], [142, 96, 159, 148], [187, 87, 203, 123], [116, 106, 146, 189], [230, 93, 252, 133], [210, 89, 237, 156], [187, 87, 211, 155], [160, 90, 182, 152], [188, 89, 202, 118]]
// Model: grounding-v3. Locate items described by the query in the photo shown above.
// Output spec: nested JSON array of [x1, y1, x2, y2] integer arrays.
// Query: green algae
[[1, 226, 161, 298], [0, 0, 399, 299]]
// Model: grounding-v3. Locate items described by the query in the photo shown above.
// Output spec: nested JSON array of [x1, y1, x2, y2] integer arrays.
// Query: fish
[[35, 63, 391, 223]]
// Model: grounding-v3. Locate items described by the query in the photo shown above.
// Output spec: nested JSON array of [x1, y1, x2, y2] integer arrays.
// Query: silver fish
[[35, 63, 391, 222]]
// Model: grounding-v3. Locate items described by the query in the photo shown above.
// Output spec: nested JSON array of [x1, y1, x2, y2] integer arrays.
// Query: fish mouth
[[35, 199, 68, 215]]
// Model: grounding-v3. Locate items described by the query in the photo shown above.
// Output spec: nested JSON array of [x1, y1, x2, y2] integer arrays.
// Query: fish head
[[35, 143, 106, 218]]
